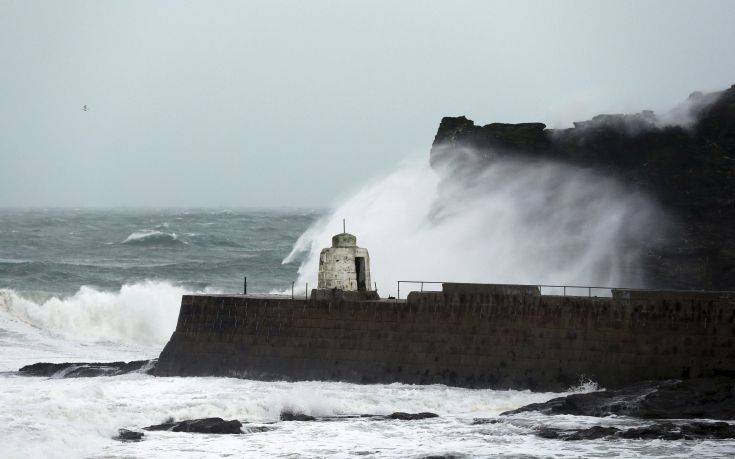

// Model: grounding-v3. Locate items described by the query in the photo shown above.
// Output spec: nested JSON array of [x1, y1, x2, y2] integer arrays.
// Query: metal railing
[[241, 275, 310, 299], [396, 281, 633, 300], [240, 277, 735, 301], [395, 280, 735, 300], [396, 281, 444, 300]]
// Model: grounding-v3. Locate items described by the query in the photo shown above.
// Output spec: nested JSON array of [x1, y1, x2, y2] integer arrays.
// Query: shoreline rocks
[[113, 429, 144, 442], [18, 360, 155, 378], [502, 376, 735, 420], [144, 417, 243, 434], [280, 411, 316, 421], [278, 410, 439, 422], [387, 412, 439, 421], [536, 421, 735, 441]]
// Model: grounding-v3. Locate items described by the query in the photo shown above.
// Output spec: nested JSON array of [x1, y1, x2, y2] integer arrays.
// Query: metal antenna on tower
[[343, 219, 346, 233]]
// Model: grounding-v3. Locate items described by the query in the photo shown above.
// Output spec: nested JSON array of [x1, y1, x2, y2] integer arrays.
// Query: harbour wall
[[152, 283, 735, 390]]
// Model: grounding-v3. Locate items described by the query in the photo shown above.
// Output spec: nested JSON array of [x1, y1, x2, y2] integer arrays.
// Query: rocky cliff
[[431, 85, 735, 290]]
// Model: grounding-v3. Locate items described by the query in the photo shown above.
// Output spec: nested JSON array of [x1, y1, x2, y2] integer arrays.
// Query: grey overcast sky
[[1, 1, 734, 207]]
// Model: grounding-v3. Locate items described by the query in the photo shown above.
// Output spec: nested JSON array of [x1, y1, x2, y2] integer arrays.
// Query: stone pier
[[153, 283, 735, 390]]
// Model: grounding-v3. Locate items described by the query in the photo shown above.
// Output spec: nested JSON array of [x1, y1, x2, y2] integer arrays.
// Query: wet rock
[[113, 429, 144, 442], [279, 410, 316, 421], [615, 421, 735, 440], [502, 377, 735, 420], [242, 425, 276, 433], [536, 427, 562, 439], [386, 412, 439, 420], [616, 423, 682, 440], [535, 425, 621, 441], [534, 421, 735, 441], [565, 426, 619, 441], [680, 421, 735, 439], [19, 360, 155, 378], [144, 417, 243, 434], [471, 418, 503, 425], [276, 411, 439, 422]]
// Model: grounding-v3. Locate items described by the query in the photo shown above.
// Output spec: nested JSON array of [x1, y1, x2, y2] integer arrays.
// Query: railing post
[[291, 281, 294, 300], [243, 276, 247, 295], [563, 285, 566, 296], [421, 281, 424, 292], [397, 281, 400, 300], [305, 282, 308, 300], [589, 286, 592, 297]]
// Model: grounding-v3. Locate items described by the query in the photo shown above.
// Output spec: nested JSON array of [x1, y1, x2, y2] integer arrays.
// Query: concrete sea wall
[[153, 284, 735, 390]]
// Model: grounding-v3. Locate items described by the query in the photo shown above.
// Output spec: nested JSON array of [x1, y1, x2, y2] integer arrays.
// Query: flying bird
[[82, 105, 89, 112]]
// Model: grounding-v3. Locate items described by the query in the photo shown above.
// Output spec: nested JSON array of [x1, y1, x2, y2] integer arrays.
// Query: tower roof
[[332, 232, 357, 248]]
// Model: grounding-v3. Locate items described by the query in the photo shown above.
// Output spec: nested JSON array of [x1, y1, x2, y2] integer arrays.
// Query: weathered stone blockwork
[[153, 285, 735, 391]]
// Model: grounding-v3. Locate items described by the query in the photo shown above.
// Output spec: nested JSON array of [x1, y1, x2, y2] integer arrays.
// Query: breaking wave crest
[[121, 230, 182, 246], [0, 281, 188, 346], [285, 151, 667, 296]]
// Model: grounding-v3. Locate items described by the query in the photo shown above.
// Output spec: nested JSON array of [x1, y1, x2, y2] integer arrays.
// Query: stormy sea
[[2, 206, 734, 458]]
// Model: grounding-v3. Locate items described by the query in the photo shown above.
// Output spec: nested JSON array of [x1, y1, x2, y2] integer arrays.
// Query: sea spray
[[284, 151, 666, 296], [0, 281, 189, 346]]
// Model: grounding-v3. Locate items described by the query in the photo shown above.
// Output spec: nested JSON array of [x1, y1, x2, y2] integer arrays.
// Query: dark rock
[[536, 427, 562, 439], [502, 376, 735, 420], [616, 423, 683, 440], [242, 425, 276, 433], [565, 426, 620, 441], [113, 429, 144, 442], [431, 84, 735, 290], [19, 360, 154, 378], [680, 421, 735, 439], [471, 418, 502, 425], [386, 412, 439, 420], [275, 411, 439, 422], [144, 417, 242, 434], [613, 421, 735, 440], [279, 410, 316, 421], [534, 421, 735, 441]]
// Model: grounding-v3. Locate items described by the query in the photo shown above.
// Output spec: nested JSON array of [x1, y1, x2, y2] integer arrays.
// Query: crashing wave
[[0, 281, 188, 346], [285, 152, 665, 297]]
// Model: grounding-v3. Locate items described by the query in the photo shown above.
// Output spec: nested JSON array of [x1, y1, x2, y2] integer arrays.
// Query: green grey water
[[0, 208, 321, 297]]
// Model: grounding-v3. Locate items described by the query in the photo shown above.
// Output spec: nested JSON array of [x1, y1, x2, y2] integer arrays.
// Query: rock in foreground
[[280, 411, 316, 421], [387, 412, 439, 421], [113, 429, 144, 442], [502, 377, 735, 420], [277, 410, 440, 422], [144, 417, 243, 434], [19, 360, 154, 378], [537, 421, 735, 441]]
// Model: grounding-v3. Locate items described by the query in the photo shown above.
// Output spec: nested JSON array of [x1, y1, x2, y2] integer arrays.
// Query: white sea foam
[[285, 152, 666, 296], [3, 369, 734, 459], [0, 281, 186, 348], [567, 376, 602, 393], [121, 230, 180, 245]]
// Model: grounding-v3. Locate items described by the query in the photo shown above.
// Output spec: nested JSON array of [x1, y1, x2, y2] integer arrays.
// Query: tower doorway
[[355, 257, 366, 291]]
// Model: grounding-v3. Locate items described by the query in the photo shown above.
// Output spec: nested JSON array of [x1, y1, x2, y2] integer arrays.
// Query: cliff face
[[431, 85, 735, 290]]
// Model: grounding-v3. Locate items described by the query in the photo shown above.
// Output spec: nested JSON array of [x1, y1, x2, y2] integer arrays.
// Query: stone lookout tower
[[317, 230, 372, 292]]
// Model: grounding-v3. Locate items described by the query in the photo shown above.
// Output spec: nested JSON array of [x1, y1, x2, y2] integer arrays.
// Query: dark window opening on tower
[[355, 257, 366, 291]]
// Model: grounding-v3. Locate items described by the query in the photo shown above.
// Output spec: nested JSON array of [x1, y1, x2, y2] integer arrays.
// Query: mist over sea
[[1, 207, 733, 458]]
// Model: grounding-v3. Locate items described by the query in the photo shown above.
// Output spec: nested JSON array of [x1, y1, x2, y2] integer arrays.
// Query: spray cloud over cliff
[[284, 148, 666, 296]]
